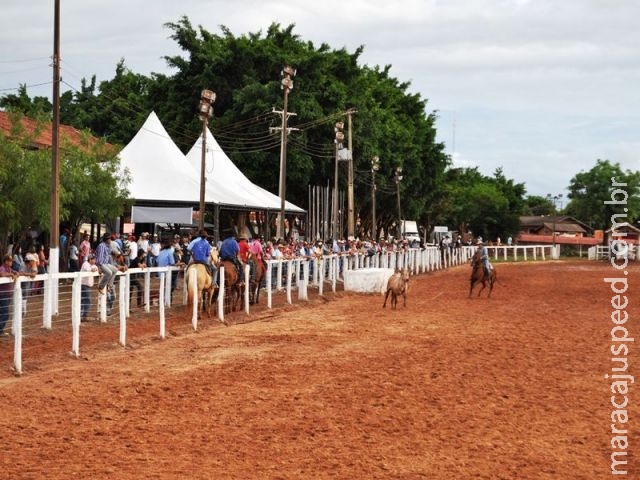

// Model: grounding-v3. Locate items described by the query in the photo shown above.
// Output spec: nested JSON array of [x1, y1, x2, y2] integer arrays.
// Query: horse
[[216, 259, 242, 313], [469, 250, 497, 298], [383, 267, 410, 309], [247, 252, 266, 305], [185, 263, 214, 319]]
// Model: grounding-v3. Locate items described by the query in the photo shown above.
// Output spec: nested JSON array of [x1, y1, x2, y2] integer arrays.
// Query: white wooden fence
[[1, 244, 555, 374]]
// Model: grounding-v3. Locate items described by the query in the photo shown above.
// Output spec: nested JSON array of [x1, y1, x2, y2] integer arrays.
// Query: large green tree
[[152, 19, 450, 237], [566, 159, 640, 232]]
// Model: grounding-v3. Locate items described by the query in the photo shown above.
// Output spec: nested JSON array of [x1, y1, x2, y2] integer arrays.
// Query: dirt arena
[[0, 260, 637, 479]]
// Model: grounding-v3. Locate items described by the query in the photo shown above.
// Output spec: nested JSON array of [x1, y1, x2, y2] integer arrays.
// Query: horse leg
[[204, 287, 213, 318], [469, 279, 477, 297], [236, 286, 242, 311], [403, 290, 407, 307], [391, 292, 397, 309], [477, 279, 487, 297], [383, 289, 391, 308], [488, 272, 497, 298]]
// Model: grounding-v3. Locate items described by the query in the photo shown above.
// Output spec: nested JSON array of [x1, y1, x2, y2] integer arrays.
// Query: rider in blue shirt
[[476, 238, 492, 276], [219, 229, 244, 284], [188, 230, 216, 281]]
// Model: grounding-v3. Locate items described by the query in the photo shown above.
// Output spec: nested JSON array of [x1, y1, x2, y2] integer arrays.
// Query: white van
[[400, 220, 421, 247]]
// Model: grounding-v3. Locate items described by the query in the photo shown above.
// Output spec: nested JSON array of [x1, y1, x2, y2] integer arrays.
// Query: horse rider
[[238, 234, 253, 278], [187, 229, 217, 283], [219, 229, 244, 285], [476, 237, 492, 277]]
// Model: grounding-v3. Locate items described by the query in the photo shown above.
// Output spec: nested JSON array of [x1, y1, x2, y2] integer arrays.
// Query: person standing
[[127, 234, 138, 268], [156, 239, 177, 295], [80, 254, 98, 322], [79, 233, 92, 264], [137, 232, 150, 262], [68, 240, 80, 273], [95, 234, 118, 295], [128, 249, 146, 308], [0, 254, 17, 336], [149, 234, 161, 267]]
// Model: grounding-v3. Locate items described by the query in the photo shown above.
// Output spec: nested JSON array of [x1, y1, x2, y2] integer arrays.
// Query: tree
[[156, 19, 450, 237], [0, 113, 130, 253], [438, 167, 526, 241], [523, 195, 556, 216], [566, 159, 640, 232], [0, 84, 52, 118]]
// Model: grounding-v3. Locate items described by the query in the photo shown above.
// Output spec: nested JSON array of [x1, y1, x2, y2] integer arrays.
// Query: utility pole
[[371, 156, 380, 240], [346, 108, 357, 238], [197, 90, 216, 231], [275, 65, 296, 241], [546, 193, 563, 256], [50, 0, 61, 278], [333, 122, 345, 240], [395, 166, 403, 238], [47, 0, 61, 324]]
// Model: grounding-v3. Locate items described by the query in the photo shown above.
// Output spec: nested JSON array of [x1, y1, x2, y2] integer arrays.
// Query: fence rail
[[1, 244, 555, 374], [588, 243, 637, 261]]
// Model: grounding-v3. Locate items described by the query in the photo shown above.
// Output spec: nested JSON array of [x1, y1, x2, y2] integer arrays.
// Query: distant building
[[0, 110, 111, 152], [605, 222, 640, 247], [517, 215, 600, 246]]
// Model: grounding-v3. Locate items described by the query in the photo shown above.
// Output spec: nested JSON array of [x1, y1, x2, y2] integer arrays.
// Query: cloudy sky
[[1, 0, 638, 199]]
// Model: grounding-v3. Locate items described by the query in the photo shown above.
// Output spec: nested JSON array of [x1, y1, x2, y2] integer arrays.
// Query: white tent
[[118, 111, 202, 204], [119, 111, 304, 215], [185, 128, 304, 213]]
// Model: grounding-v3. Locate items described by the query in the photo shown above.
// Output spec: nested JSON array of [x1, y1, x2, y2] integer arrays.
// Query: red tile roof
[[517, 233, 603, 246], [0, 111, 111, 151]]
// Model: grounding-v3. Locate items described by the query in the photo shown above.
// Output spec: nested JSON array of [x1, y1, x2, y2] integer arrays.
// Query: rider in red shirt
[[238, 236, 250, 264]]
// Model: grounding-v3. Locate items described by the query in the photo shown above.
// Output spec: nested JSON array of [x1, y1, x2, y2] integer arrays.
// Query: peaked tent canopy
[[118, 111, 304, 213], [118, 111, 203, 204], [185, 128, 304, 213]]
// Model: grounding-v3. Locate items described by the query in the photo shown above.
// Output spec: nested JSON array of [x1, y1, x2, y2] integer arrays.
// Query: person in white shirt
[[68, 242, 79, 272], [149, 234, 161, 266], [80, 255, 98, 321], [137, 233, 150, 263], [128, 234, 138, 266]]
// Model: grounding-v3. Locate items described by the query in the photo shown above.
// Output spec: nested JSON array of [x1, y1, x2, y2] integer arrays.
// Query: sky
[[1, 0, 638, 200]]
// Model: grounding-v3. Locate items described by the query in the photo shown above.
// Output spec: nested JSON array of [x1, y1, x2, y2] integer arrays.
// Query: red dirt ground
[[0, 260, 637, 479]]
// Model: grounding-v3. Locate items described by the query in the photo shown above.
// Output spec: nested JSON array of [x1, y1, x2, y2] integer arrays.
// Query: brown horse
[[383, 267, 410, 309], [469, 250, 497, 298], [185, 263, 214, 319], [247, 253, 266, 305], [218, 260, 242, 312]]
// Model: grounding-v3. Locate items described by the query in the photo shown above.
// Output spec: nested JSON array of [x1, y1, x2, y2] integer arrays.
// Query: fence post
[[12, 280, 23, 375], [244, 264, 250, 314], [266, 261, 273, 309], [71, 276, 81, 357], [218, 265, 225, 322], [189, 266, 197, 334]]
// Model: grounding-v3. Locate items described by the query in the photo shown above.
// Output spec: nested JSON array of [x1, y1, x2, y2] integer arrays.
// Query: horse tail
[[185, 265, 196, 306]]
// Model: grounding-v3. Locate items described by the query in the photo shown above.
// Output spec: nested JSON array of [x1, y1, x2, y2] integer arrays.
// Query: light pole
[[371, 156, 380, 240], [333, 122, 345, 240], [197, 89, 216, 231], [277, 65, 296, 241], [395, 166, 403, 238]]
